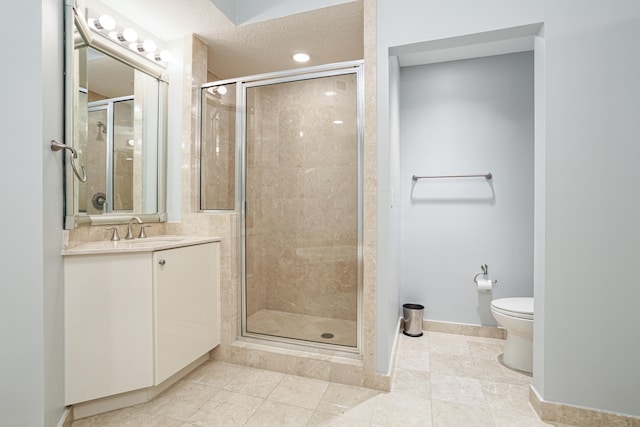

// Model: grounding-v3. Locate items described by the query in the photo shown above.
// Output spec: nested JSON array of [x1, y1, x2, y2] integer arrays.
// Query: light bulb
[[110, 29, 138, 43], [217, 86, 227, 95], [129, 42, 140, 52], [142, 39, 156, 53], [158, 50, 172, 62], [146, 52, 156, 61], [122, 28, 138, 42], [292, 52, 310, 63], [98, 14, 116, 31]]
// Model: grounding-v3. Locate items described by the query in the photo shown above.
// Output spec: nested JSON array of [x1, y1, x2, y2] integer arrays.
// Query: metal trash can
[[403, 303, 424, 337]]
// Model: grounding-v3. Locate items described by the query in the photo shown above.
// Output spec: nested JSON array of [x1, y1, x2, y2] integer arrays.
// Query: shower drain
[[321, 333, 334, 339]]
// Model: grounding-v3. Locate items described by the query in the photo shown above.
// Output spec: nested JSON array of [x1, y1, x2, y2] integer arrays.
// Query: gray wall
[[399, 52, 534, 326], [166, 37, 185, 222], [0, 0, 66, 425], [377, 0, 640, 417]]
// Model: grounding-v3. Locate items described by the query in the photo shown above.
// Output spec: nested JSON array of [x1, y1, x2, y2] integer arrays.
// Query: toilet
[[490, 297, 534, 373]]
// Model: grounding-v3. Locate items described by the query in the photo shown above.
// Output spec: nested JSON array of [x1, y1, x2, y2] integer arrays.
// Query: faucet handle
[[105, 227, 120, 241], [139, 225, 151, 239]]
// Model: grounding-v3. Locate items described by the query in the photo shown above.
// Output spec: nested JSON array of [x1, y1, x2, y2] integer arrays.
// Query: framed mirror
[[64, 3, 168, 229]]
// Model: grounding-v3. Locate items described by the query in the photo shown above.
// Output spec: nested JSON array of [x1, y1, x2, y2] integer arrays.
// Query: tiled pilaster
[[362, 0, 383, 390]]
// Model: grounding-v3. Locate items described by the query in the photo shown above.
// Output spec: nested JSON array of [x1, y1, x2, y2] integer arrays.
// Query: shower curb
[[216, 340, 391, 392]]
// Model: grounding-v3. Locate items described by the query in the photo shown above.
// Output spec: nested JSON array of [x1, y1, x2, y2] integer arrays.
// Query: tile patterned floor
[[72, 331, 576, 426]]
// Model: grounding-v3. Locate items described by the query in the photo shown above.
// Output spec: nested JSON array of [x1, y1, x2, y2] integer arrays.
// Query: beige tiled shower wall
[[244, 76, 359, 322]]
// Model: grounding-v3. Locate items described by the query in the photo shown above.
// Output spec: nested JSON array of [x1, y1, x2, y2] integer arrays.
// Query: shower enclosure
[[86, 97, 135, 213], [201, 62, 363, 351]]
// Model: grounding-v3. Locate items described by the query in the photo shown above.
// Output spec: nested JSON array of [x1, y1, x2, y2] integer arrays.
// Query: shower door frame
[[88, 95, 134, 213], [238, 61, 365, 355]]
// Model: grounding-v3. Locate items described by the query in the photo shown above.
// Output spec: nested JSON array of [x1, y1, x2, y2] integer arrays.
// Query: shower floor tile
[[71, 332, 579, 426], [246, 309, 357, 347]]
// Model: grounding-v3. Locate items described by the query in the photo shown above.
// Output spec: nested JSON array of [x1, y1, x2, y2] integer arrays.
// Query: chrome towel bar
[[51, 140, 87, 182], [412, 173, 492, 181]]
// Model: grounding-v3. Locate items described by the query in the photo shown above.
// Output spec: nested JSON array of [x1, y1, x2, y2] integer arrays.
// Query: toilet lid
[[491, 297, 534, 319]]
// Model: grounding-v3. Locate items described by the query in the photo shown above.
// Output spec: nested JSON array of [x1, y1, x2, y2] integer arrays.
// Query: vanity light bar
[[87, 13, 171, 64]]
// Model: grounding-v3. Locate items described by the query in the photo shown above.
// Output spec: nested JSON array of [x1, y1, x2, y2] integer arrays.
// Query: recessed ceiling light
[[292, 52, 310, 63]]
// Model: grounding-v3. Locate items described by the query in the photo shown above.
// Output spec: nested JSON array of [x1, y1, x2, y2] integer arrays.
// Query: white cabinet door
[[65, 253, 154, 405], [153, 242, 220, 384]]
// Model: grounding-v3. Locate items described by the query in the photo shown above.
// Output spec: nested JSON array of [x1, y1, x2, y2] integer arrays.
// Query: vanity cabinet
[[153, 243, 220, 384], [65, 252, 153, 405], [64, 240, 220, 406]]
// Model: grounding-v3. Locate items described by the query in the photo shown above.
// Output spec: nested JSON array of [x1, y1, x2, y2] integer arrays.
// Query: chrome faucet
[[105, 227, 120, 241], [125, 217, 143, 240]]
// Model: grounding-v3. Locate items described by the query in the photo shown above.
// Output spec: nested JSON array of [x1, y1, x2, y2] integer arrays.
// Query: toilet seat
[[491, 297, 533, 320]]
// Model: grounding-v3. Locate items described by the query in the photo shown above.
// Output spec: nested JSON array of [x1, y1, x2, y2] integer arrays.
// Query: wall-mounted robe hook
[[51, 140, 87, 182]]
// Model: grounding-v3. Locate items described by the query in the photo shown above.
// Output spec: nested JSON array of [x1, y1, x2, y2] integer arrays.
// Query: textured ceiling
[[211, 0, 358, 26], [99, 0, 363, 79]]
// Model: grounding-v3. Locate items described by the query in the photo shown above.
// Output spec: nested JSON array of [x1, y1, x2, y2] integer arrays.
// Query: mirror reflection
[[75, 47, 159, 215]]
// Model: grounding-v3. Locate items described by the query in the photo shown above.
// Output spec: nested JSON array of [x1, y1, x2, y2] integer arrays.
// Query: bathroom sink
[[122, 236, 185, 247], [128, 236, 185, 243], [63, 235, 221, 255]]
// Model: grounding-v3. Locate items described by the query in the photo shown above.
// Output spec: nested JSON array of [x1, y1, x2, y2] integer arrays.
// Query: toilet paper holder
[[473, 264, 498, 286]]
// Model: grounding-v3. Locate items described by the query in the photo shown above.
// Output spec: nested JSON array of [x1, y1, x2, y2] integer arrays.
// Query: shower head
[[95, 120, 106, 141]]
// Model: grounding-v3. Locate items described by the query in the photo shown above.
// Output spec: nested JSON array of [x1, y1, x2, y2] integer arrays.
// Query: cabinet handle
[[158, 259, 166, 265]]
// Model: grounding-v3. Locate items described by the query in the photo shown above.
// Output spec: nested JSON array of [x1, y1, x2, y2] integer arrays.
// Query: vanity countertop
[[62, 235, 221, 256]]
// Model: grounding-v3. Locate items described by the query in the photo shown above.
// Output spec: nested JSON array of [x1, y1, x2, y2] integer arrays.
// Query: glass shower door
[[86, 97, 135, 213], [86, 107, 108, 214], [111, 98, 135, 212], [243, 72, 360, 348]]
